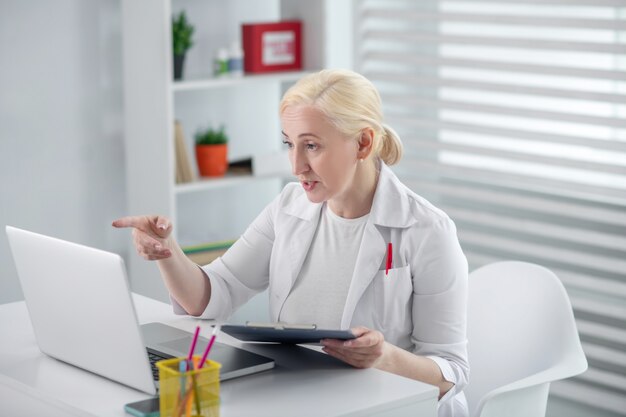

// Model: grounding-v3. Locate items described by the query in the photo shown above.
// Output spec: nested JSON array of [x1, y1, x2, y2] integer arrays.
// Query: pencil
[[186, 326, 201, 371], [199, 325, 221, 368], [186, 326, 202, 415]]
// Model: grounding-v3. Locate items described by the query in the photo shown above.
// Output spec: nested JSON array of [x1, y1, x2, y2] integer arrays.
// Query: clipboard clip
[[245, 321, 317, 330]]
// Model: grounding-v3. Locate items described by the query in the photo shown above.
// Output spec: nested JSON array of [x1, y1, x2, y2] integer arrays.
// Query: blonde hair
[[279, 69, 403, 165]]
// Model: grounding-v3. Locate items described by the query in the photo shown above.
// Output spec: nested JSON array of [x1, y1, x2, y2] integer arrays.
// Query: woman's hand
[[112, 215, 173, 260], [113, 215, 211, 315], [325, 326, 455, 399], [321, 326, 387, 369]]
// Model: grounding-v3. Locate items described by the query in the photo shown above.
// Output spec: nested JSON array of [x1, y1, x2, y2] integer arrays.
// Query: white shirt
[[279, 204, 369, 329], [172, 162, 470, 417]]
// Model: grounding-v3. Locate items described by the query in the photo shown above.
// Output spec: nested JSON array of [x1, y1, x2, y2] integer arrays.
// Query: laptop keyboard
[[146, 348, 171, 381]]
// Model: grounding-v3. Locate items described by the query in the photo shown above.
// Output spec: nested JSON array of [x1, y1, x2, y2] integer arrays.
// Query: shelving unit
[[121, 0, 352, 301], [171, 70, 311, 92], [174, 173, 264, 194]]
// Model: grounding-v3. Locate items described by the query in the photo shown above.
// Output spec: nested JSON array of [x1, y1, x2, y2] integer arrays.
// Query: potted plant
[[172, 11, 194, 80], [194, 125, 228, 177]]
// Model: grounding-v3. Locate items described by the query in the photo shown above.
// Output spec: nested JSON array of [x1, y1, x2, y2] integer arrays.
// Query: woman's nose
[[291, 148, 310, 176]]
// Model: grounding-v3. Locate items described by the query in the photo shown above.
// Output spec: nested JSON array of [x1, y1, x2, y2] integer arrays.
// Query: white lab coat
[[173, 162, 469, 417]]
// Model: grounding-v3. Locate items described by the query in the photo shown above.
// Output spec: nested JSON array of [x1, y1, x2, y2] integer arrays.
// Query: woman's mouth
[[301, 180, 318, 192]]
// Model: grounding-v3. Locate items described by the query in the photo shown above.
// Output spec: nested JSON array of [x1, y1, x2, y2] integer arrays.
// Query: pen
[[185, 326, 201, 415], [385, 242, 393, 275], [199, 325, 221, 368], [175, 360, 193, 417], [177, 360, 188, 417], [179, 360, 187, 397]]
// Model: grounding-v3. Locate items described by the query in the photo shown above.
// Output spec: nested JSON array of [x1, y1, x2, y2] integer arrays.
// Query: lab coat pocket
[[373, 264, 413, 331]]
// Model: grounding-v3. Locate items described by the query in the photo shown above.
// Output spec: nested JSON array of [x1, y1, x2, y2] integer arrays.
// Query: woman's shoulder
[[394, 181, 454, 230], [373, 163, 456, 232], [408, 189, 449, 222]]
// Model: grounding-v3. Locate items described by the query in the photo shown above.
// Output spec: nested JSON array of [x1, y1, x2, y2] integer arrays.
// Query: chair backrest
[[465, 261, 587, 417]]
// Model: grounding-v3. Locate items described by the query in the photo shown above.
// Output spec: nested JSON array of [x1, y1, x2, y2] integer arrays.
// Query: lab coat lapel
[[340, 163, 418, 329], [340, 222, 386, 329], [272, 192, 322, 320]]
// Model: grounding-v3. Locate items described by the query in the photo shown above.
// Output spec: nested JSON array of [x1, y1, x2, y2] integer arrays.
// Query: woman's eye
[[282, 140, 293, 149], [306, 143, 318, 151]]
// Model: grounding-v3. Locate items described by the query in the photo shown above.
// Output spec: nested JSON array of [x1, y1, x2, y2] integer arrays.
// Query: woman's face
[[281, 105, 359, 204]]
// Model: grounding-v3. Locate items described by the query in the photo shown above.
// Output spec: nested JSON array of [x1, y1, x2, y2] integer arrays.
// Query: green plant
[[172, 11, 194, 56], [195, 125, 228, 146]]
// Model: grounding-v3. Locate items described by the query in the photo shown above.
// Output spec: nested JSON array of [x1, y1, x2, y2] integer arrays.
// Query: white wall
[[0, 0, 128, 304]]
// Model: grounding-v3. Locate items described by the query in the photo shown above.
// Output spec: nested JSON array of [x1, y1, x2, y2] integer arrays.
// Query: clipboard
[[221, 322, 356, 344]]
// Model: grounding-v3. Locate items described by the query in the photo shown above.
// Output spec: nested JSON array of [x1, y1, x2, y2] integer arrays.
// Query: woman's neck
[[328, 159, 379, 219]]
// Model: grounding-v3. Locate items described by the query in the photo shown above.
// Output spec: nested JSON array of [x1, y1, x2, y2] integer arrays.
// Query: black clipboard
[[221, 322, 356, 344]]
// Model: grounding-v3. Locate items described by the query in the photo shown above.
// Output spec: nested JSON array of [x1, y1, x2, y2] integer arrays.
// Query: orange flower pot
[[195, 144, 228, 177]]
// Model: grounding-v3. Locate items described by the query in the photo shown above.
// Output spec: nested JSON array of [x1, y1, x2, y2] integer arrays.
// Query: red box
[[242, 21, 302, 73]]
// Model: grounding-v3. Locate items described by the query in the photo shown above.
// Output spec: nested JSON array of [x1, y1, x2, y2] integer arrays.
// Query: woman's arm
[[409, 217, 470, 400], [156, 236, 211, 316], [380, 340, 455, 398]]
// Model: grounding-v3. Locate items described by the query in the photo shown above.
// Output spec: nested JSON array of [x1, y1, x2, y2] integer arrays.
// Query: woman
[[113, 69, 469, 417]]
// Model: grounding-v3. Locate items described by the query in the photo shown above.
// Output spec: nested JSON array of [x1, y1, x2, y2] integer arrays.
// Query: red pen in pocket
[[385, 243, 393, 275]]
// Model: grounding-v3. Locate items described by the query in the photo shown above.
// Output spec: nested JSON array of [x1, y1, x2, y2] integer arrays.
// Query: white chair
[[465, 261, 588, 417]]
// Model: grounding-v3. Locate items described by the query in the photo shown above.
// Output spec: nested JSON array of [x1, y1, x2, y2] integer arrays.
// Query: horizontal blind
[[355, 0, 626, 415]]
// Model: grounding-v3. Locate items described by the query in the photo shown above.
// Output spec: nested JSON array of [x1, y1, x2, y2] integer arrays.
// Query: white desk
[[0, 294, 438, 417]]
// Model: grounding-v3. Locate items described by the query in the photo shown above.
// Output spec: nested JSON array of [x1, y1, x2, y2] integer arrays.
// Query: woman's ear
[[356, 128, 375, 160]]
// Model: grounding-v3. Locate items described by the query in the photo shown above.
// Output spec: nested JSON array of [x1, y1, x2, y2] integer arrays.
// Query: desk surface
[[0, 294, 438, 417]]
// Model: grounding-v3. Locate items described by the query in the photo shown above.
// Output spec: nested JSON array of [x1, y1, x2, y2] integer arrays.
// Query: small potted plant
[[172, 11, 194, 80], [195, 125, 228, 177]]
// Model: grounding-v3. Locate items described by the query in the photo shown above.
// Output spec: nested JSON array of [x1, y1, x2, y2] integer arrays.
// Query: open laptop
[[5, 225, 274, 395]]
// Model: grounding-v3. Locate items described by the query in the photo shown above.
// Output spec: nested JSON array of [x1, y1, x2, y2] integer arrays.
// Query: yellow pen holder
[[157, 356, 221, 417]]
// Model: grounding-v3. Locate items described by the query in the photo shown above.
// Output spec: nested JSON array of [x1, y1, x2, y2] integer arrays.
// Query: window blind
[[355, 0, 626, 414]]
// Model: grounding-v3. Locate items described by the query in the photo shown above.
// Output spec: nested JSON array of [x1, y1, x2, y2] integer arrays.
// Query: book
[[174, 120, 194, 183], [228, 158, 253, 175], [182, 239, 236, 265], [185, 248, 229, 265]]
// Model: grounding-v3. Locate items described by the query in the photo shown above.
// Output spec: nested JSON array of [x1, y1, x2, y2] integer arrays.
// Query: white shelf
[[172, 70, 314, 93], [175, 173, 290, 194]]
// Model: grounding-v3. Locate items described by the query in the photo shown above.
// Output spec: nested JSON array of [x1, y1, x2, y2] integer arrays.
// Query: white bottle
[[228, 41, 244, 77]]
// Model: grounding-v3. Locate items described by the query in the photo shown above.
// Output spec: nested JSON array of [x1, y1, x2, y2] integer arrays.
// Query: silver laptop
[[5, 225, 274, 395]]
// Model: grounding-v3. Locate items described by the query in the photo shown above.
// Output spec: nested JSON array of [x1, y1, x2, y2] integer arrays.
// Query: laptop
[[5, 225, 275, 395]]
